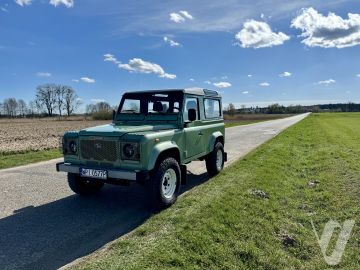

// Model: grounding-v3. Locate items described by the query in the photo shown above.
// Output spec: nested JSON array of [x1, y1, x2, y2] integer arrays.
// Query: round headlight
[[123, 143, 135, 158], [69, 141, 77, 154]]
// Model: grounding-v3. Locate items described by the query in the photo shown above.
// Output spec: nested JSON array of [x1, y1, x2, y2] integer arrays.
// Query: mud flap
[[180, 165, 187, 185]]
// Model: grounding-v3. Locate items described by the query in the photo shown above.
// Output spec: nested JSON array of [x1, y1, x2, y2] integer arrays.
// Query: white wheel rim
[[161, 168, 177, 199], [216, 149, 223, 171]]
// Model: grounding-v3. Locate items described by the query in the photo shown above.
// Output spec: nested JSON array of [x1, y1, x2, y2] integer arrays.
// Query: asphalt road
[[0, 113, 309, 270]]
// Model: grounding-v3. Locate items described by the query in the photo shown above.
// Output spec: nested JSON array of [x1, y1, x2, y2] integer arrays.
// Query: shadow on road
[[0, 171, 209, 270]]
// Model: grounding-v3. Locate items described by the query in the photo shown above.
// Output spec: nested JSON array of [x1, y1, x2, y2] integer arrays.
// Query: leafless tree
[[64, 87, 81, 116], [55, 86, 66, 117], [18, 99, 27, 117], [3, 98, 18, 117], [36, 84, 57, 116]]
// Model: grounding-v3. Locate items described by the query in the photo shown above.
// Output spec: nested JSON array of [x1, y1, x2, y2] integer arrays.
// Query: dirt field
[[0, 118, 110, 153]]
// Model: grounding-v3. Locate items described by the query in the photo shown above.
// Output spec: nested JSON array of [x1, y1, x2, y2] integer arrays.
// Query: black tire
[[205, 142, 225, 177], [148, 157, 181, 209], [67, 173, 104, 196]]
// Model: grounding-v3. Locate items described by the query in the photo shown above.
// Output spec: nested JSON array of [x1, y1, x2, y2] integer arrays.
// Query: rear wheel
[[67, 173, 104, 196], [205, 142, 225, 177], [148, 157, 181, 208]]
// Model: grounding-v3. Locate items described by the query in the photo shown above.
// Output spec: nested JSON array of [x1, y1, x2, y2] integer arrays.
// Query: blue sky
[[1, 0, 360, 109]]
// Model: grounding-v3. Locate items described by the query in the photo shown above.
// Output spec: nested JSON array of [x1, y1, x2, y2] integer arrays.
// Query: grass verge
[[0, 149, 62, 170], [73, 113, 360, 269]]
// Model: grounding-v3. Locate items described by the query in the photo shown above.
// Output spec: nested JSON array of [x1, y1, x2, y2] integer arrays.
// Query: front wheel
[[148, 157, 181, 208], [205, 142, 225, 177], [67, 173, 104, 196]]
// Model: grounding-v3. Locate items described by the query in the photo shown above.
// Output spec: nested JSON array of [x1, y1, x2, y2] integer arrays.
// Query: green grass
[[0, 149, 62, 170], [73, 113, 360, 270]]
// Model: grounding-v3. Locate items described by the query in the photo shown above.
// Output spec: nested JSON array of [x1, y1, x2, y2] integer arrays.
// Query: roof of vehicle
[[123, 88, 221, 97]]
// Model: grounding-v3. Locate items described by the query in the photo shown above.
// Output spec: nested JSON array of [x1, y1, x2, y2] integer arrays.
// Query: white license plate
[[80, 168, 107, 180]]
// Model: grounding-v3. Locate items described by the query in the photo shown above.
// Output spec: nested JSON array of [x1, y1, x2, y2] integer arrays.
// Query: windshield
[[116, 91, 183, 121]]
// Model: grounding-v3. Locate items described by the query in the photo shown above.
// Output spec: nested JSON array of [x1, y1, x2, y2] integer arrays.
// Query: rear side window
[[204, 99, 221, 118], [184, 97, 199, 121]]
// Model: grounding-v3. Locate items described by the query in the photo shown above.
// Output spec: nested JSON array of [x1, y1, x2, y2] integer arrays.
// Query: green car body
[[57, 88, 226, 207]]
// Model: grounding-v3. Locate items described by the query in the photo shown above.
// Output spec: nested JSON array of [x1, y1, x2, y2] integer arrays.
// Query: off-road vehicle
[[57, 88, 227, 207]]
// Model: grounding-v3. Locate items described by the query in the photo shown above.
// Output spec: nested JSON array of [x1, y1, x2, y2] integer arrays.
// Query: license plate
[[80, 168, 107, 180]]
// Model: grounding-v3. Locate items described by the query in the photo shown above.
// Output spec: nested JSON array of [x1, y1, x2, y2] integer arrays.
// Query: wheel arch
[[208, 131, 224, 152], [147, 141, 181, 171]]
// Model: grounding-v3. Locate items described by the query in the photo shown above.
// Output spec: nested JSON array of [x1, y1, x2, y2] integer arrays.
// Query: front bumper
[[56, 162, 149, 182]]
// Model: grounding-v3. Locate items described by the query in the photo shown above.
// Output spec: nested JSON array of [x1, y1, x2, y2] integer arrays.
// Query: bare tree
[[0, 102, 3, 117], [36, 84, 57, 116], [3, 98, 18, 117], [64, 87, 81, 116], [18, 99, 27, 117], [55, 86, 66, 117], [227, 103, 236, 116]]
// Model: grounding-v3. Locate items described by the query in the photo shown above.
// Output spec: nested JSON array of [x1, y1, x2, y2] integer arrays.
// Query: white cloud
[[259, 82, 270, 87], [15, 0, 32, 6], [179, 10, 193, 20], [170, 13, 185, 23], [104, 53, 121, 64], [317, 79, 336, 85], [72, 79, 79, 83], [189, 78, 195, 81], [49, 0, 74, 8], [91, 98, 106, 103], [81, 77, 96, 83], [204, 80, 211, 84], [248, 74, 253, 78], [169, 10, 193, 23], [163, 36, 181, 47], [118, 58, 176, 79], [242, 91, 249, 94], [357, 74, 360, 77], [213, 81, 232, 88], [36, 72, 52, 77], [279, 71, 292, 77], [291, 7, 360, 48], [235, 20, 290, 49]]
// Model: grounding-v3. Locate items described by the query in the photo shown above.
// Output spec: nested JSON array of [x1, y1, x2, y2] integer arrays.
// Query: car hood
[[78, 123, 177, 137]]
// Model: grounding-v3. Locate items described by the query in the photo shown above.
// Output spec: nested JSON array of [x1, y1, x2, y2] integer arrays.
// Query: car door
[[183, 96, 205, 158]]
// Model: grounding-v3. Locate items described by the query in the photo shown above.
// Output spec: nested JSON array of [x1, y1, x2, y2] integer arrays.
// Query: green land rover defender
[[57, 88, 227, 208]]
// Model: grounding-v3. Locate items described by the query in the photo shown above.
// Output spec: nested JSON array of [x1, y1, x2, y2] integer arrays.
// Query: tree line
[[225, 102, 360, 115], [0, 84, 81, 118]]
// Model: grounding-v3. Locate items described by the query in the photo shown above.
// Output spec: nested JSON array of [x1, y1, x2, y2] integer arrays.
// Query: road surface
[[0, 113, 309, 270]]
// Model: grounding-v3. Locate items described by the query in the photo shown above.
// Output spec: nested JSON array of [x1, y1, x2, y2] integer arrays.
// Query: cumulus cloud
[[279, 71, 292, 77], [179, 10, 193, 20], [213, 82, 232, 88], [317, 79, 336, 85], [259, 82, 270, 87], [291, 7, 360, 48], [15, 0, 32, 6], [235, 20, 290, 48], [104, 53, 120, 64], [170, 10, 193, 23], [163, 36, 181, 47], [242, 91, 249, 94], [189, 78, 195, 81], [49, 0, 74, 8], [80, 77, 96, 83], [204, 80, 211, 85], [248, 74, 253, 78], [36, 72, 52, 77], [118, 58, 176, 79]]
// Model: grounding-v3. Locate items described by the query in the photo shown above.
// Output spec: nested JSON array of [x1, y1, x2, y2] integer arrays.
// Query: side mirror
[[112, 110, 116, 121], [188, 108, 196, 122]]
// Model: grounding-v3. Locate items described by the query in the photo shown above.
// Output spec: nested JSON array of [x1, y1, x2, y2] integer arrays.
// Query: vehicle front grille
[[80, 139, 118, 162]]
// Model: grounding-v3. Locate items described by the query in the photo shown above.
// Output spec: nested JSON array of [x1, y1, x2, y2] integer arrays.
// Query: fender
[[147, 141, 180, 171], [208, 131, 224, 152]]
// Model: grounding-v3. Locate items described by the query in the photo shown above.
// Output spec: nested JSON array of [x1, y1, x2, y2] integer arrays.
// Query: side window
[[121, 99, 140, 113], [204, 99, 221, 119], [184, 97, 199, 121]]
